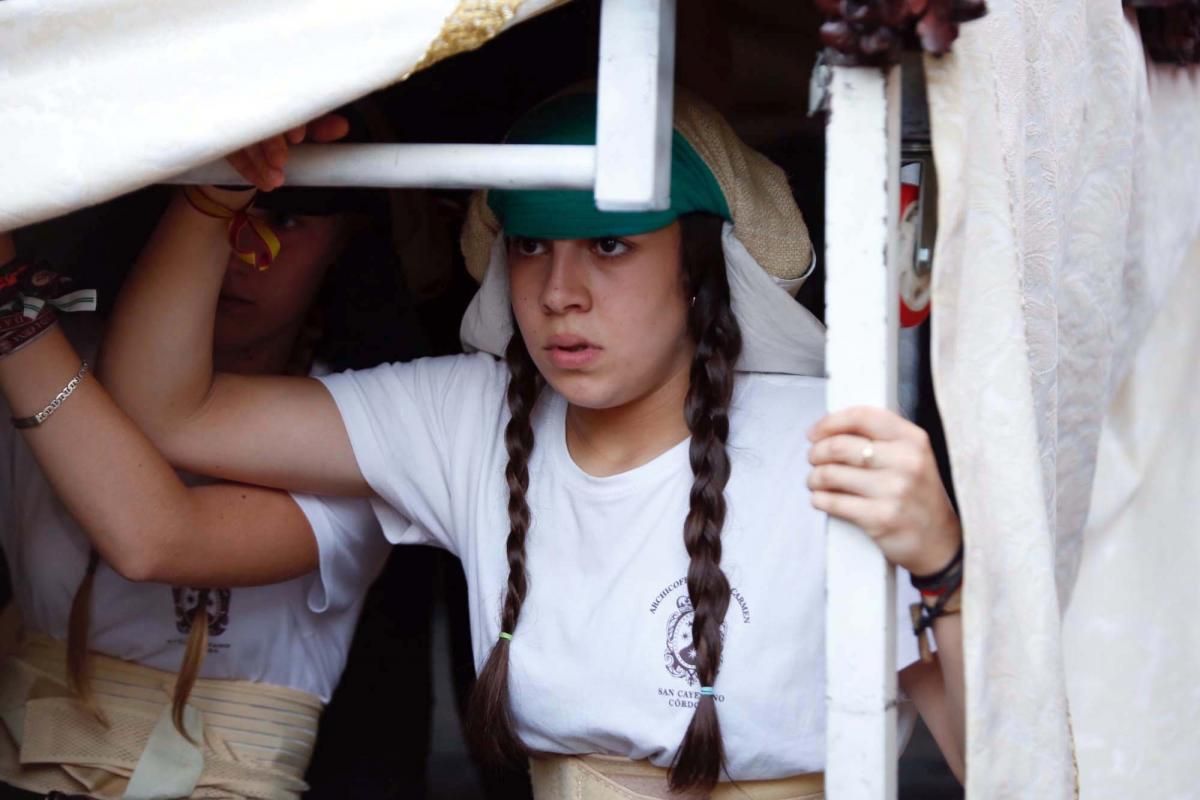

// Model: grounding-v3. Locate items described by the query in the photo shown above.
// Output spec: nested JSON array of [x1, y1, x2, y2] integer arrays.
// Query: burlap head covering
[[458, 88, 825, 376]]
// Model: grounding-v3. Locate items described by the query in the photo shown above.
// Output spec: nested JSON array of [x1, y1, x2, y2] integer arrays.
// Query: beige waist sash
[[530, 754, 824, 800], [0, 633, 321, 800]]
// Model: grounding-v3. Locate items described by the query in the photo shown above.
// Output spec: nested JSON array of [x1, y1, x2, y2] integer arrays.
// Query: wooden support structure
[[823, 64, 903, 800], [176, 0, 677, 213]]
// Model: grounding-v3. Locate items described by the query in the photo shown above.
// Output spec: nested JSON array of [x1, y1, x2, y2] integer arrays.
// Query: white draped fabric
[[1063, 238, 1200, 800], [0, 0, 565, 231], [925, 4, 1200, 798]]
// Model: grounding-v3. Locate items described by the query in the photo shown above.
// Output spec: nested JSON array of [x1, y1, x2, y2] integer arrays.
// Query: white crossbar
[[169, 0, 674, 209], [173, 144, 595, 190], [823, 65, 903, 800]]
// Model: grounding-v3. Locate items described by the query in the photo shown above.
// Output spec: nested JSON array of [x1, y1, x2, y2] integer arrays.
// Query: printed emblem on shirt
[[650, 577, 750, 709], [664, 594, 721, 685], [170, 587, 233, 654]]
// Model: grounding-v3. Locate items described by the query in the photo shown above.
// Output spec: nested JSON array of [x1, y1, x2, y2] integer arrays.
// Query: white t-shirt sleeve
[[315, 353, 507, 556], [291, 492, 391, 614]]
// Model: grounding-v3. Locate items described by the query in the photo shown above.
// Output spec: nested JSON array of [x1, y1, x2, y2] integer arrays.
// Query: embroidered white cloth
[[0, 0, 567, 231], [925, 5, 1200, 798], [1062, 237, 1200, 800]]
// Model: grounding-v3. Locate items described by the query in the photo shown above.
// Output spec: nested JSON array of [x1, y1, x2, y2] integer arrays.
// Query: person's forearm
[[0, 326, 199, 579], [932, 612, 966, 776], [100, 188, 252, 442]]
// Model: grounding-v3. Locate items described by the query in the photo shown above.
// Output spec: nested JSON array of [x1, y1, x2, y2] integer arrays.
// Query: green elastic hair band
[[498, 632, 514, 642], [488, 92, 731, 239]]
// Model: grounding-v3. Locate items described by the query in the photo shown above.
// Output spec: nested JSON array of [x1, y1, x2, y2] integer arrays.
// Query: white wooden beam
[[594, 0, 675, 211], [823, 65, 902, 800], [171, 143, 595, 190], [170, 0, 678, 203]]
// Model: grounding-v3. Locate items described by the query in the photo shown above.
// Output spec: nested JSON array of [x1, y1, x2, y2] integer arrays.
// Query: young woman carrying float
[[0, 90, 964, 798], [0, 113, 415, 799]]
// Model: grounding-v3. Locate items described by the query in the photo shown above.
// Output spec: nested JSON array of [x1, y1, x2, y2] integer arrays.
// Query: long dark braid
[[466, 332, 543, 765], [669, 213, 743, 793]]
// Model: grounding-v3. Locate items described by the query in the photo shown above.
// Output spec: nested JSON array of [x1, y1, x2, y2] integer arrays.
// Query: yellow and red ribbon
[[183, 187, 281, 270]]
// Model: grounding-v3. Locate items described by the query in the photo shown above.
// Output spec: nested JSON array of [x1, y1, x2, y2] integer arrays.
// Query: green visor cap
[[488, 92, 731, 239]]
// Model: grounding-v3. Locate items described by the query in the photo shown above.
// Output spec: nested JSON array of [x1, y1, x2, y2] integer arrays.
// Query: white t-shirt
[[0, 334, 391, 702], [318, 352, 922, 779]]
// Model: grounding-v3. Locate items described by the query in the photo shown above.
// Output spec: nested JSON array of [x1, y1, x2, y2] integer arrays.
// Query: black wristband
[[910, 541, 964, 593]]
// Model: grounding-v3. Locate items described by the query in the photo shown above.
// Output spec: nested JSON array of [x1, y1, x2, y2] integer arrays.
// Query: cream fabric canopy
[[0, 0, 566, 231], [926, 4, 1200, 798], [1063, 239, 1200, 800]]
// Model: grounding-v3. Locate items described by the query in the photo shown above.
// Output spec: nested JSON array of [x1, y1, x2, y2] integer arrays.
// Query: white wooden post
[[823, 65, 902, 800], [594, 0, 675, 211]]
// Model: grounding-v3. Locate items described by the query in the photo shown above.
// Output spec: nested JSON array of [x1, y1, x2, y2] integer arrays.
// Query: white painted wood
[[172, 0, 678, 204], [594, 0, 675, 211], [823, 65, 902, 800], [171, 144, 595, 190]]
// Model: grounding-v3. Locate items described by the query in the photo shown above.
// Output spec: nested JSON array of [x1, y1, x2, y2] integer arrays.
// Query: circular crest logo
[[172, 587, 232, 636], [663, 594, 726, 686]]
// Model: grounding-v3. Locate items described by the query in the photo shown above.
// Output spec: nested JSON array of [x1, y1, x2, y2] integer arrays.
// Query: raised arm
[[100, 118, 367, 496], [0, 233, 318, 586], [100, 189, 364, 495]]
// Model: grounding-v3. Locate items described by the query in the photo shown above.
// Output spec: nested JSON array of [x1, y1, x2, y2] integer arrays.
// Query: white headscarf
[[459, 222, 826, 376]]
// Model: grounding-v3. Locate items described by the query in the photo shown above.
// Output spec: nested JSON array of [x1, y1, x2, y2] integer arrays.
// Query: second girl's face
[[508, 222, 693, 410], [213, 211, 347, 351]]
